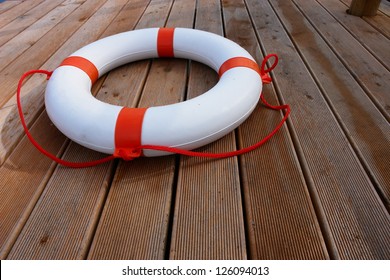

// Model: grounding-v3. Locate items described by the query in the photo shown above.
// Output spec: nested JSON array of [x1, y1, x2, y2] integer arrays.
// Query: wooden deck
[[0, 0, 389, 260]]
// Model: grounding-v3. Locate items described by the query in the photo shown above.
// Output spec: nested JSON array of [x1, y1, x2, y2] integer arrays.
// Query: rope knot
[[114, 148, 142, 161], [261, 73, 272, 84]]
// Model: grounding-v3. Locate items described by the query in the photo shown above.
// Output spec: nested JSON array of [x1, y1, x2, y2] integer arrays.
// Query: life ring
[[45, 28, 264, 159]]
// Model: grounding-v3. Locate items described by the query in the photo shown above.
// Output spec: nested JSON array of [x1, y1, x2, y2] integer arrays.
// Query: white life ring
[[45, 28, 263, 159]]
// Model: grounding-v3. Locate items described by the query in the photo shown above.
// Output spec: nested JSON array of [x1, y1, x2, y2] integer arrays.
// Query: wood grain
[[222, 0, 328, 260], [250, 0, 390, 259], [0, 0, 66, 47], [318, 0, 389, 70], [293, 0, 390, 120], [0, 0, 44, 29], [169, 0, 247, 260], [5, 0, 136, 259], [88, 0, 192, 260]]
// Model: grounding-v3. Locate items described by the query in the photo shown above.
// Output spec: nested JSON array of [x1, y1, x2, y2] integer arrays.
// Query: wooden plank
[[0, 74, 106, 260], [0, 0, 149, 168], [250, 0, 390, 259], [318, 0, 389, 70], [289, 1, 390, 206], [3, 0, 150, 258], [0, 0, 44, 29], [5, 0, 141, 260], [0, 1, 22, 15], [363, 12, 390, 38], [331, 0, 390, 42], [345, 0, 390, 39], [292, 0, 390, 121], [0, 0, 107, 165], [1, 65, 131, 259], [0, 0, 67, 47], [0, 112, 66, 259], [379, 0, 390, 16], [99, 0, 150, 36], [88, 0, 197, 260], [0, 76, 46, 166], [274, 0, 390, 217], [6, 145, 115, 259], [87, 0, 176, 259], [0, 0, 148, 258], [0, 0, 107, 108], [169, 0, 247, 260], [0, 0, 83, 72], [221, 0, 328, 260], [3, 0, 142, 260]]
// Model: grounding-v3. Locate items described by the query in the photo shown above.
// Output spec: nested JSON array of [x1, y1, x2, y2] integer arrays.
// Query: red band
[[114, 107, 147, 160], [60, 56, 99, 83], [218, 57, 260, 77], [157, 28, 175, 57]]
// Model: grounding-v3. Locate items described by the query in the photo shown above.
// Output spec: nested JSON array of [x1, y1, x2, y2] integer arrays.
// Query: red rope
[[138, 95, 290, 159], [17, 70, 115, 168], [16, 54, 290, 168]]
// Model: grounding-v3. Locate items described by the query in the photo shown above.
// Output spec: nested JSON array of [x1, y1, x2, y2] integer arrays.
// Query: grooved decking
[[0, 0, 389, 260]]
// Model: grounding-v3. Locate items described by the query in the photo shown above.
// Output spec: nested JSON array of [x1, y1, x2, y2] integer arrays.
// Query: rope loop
[[260, 53, 279, 75], [260, 53, 278, 84]]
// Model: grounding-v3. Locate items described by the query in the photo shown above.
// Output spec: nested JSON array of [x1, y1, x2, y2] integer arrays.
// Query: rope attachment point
[[260, 53, 278, 84]]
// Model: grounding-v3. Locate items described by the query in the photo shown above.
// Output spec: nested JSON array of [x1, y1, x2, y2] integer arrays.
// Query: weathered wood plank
[[0, 0, 44, 29], [2, 0, 150, 259], [0, 0, 108, 166], [5, 0, 140, 260], [274, 0, 390, 219], [318, 0, 389, 70], [0, 0, 107, 108], [6, 145, 114, 259], [221, 0, 328, 260], [292, 0, 390, 121], [0, 1, 22, 15], [169, 0, 247, 260], [0, 112, 66, 259], [0, 0, 149, 167], [0, 0, 67, 47], [0, 0, 83, 72], [0, 2, 137, 258], [0, 79, 107, 260], [379, 0, 390, 16], [363, 12, 390, 39], [0, 0, 126, 168], [250, 0, 390, 259], [343, 0, 390, 39], [90, 0, 216, 260], [87, 0, 197, 260], [292, 1, 390, 207]]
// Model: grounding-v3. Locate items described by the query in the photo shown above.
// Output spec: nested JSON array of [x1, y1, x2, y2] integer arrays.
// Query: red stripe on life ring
[[218, 57, 260, 77], [157, 28, 175, 57], [60, 56, 99, 83], [114, 107, 147, 160]]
